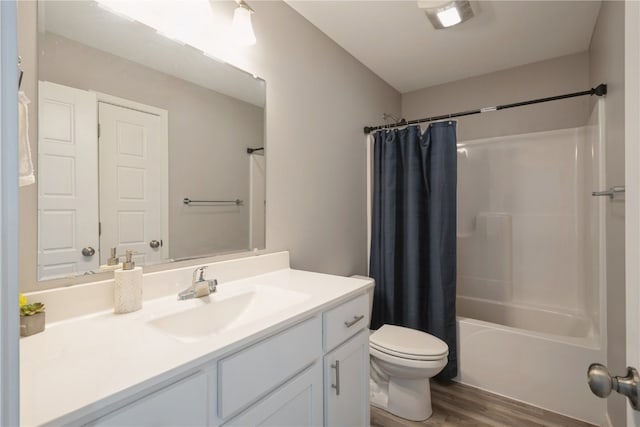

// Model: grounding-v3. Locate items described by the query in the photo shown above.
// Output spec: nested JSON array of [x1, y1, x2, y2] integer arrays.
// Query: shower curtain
[[369, 122, 458, 380]]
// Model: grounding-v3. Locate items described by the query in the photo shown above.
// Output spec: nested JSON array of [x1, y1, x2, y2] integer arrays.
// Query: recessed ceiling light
[[418, 0, 475, 30], [436, 6, 462, 27]]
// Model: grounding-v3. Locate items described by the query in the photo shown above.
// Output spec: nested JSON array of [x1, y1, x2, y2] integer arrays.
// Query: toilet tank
[[351, 275, 375, 329]]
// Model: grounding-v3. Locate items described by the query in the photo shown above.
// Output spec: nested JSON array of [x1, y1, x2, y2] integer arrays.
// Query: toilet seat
[[370, 324, 448, 361], [370, 345, 448, 371]]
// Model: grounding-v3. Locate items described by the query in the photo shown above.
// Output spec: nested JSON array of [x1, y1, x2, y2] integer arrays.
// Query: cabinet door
[[218, 316, 321, 418], [324, 329, 369, 427], [223, 363, 323, 426], [89, 372, 210, 427]]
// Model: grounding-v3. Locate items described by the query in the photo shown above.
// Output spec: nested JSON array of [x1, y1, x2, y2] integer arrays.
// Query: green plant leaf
[[20, 302, 45, 316]]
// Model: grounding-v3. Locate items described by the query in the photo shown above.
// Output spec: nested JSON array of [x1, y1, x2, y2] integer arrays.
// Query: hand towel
[[19, 91, 35, 187]]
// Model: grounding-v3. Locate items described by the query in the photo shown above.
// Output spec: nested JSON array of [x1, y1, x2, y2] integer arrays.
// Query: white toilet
[[368, 324, 449, 421], [351, 275, 449, 421], [352, 275, 450, 421]]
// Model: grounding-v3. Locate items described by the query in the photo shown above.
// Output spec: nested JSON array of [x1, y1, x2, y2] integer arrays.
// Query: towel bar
[[183, 198, 243, 206]]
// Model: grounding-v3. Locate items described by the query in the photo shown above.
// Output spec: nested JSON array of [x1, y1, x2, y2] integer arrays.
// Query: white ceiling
[[285, 1, 602, 94]]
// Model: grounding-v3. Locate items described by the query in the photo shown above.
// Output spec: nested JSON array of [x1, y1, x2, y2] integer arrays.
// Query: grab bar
[[183, 198, 243, 206], [592, 186, 625, 199]]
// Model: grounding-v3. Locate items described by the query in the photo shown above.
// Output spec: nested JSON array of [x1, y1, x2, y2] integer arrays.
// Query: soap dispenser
[[114, 250, 143, 314], [99, 248, 122, 272]]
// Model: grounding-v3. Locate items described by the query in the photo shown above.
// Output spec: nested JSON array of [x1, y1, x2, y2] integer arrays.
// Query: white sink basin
[[147, 285, 310, 342]]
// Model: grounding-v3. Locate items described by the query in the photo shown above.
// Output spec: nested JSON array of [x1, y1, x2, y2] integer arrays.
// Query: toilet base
[[370, 377, 432, 421]]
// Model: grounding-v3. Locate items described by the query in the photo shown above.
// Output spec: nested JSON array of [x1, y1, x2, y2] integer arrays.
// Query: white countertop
[[20, 267, 373, 426]]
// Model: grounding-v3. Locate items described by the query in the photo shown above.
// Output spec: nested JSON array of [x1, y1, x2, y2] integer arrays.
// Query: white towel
[[18, 91, 35, 187]]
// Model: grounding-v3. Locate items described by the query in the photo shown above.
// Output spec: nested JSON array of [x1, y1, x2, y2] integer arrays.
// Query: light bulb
[[437, 6, 462, 28], [232, 6, 256, 46]]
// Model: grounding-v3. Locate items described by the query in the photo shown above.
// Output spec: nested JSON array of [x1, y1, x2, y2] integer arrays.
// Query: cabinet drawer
[[88, 372, 209, 426], [218, 316, 322, 419], [323, 294, 369, 352]]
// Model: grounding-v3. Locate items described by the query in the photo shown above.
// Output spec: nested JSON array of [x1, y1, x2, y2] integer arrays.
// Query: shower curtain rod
[[363, 83, 607, 134]]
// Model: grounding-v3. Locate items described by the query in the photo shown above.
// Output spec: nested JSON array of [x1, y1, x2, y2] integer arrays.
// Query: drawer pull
[[344, 315, 365, 328], [331, 360, 340, 395]]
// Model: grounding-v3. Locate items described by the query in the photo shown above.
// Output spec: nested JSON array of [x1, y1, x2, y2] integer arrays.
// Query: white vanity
[[20, 252, 373, 426]]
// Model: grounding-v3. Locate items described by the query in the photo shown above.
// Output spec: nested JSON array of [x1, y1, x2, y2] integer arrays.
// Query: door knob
[[149, 240, 161, 249], [588, 363, 640, 410], [82, 247, 95, 257]]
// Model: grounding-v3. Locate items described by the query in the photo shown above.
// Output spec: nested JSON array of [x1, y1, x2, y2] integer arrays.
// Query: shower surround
[[455, 100, 607, 425]]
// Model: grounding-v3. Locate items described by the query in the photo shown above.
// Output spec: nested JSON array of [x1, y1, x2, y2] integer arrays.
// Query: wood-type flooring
[[370, 381, 597, 427]]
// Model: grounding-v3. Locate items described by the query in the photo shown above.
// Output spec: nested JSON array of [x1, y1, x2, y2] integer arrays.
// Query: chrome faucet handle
[[193, 266, 207, 283], [207, 278, 218, 293], [178, 266, 217, 300], [193, 281, 212, 298], [191, 275, 217, 298]]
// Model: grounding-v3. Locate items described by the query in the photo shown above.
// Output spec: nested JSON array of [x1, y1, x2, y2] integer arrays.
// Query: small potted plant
[[19, 293, 45, 337]]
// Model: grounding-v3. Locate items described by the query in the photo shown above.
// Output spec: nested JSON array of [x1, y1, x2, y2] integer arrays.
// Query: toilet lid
[[370, 325, 448, 359]]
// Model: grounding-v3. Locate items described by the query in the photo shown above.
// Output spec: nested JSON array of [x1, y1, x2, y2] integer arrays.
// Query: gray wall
[[589, 1, 626, 425], [218, 2, 401, 276], [18, 1, 401, 290], [39, 32, 264, 261], [401, 52, 591, 141]]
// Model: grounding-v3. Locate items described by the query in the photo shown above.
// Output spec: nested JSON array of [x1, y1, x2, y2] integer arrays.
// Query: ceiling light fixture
[[232, 0, 256, 46], [418, 0, 475, 30]]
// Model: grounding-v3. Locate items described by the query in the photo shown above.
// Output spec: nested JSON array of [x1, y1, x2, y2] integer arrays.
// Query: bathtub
[[452, 99, 607, 425], [456, 296, 605, 425], [457, 296, 593, 339]]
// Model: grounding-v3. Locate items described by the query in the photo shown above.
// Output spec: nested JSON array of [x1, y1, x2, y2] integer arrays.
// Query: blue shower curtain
[[369, 122, 458, 381]]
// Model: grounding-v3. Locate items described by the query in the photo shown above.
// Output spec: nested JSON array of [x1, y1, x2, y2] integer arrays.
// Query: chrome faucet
[[177, 266, 218, 300]]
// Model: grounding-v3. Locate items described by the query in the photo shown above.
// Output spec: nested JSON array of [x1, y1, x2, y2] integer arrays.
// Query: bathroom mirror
[[35, 1, 266, 281]]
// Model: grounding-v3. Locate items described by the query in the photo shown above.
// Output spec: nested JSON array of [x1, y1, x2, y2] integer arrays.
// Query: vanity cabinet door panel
[[218, 316, 322, 419], [223, 363, 323, 427], [88, 372, 209, 427], [323, 329, 369, 427]]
